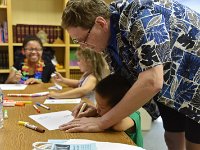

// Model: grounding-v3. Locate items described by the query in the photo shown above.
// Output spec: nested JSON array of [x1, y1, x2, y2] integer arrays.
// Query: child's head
[[76, 48, 106, 82], [95, 74, 131, 116]]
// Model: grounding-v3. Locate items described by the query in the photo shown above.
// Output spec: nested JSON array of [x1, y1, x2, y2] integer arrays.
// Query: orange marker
[[33, 105, 40, 113]]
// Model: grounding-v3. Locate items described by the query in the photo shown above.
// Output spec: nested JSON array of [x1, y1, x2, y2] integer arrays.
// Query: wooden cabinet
[[0, 0, 82, 83]]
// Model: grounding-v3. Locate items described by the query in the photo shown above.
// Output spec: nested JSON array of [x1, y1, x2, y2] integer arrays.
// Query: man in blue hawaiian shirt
[[60, 0, 200, 149]]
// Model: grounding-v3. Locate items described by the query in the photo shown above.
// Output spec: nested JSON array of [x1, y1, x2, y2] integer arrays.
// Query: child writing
[[49, 48, 107, 103], [60, 74, 143, 147], [5, 35, 55, 84]]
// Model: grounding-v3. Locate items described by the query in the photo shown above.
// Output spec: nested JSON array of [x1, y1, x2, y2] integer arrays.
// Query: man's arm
[[100, 65, 163, 129]]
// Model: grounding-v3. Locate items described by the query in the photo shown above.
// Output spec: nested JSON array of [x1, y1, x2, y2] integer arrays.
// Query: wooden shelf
[[0, 69, 10, 73], [70, 44, 80, 48], [13, 43, 66, 47], [0, 43, 9, 46], [57, 69, 66, 73], [0, 5, 7, 9], [70, 66, 79, 70], [1, 0, 77, 79]]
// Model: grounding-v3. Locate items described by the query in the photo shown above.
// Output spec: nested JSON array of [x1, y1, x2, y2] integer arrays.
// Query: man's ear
[[95, 16, 108, 31], [21, 49, 25, 55]]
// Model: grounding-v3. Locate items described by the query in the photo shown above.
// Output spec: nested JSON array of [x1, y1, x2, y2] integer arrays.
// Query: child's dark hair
[[95, 74, 132, 107], [22, 35, 43, 49]]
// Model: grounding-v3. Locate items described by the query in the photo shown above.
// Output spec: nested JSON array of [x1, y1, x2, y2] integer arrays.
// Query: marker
[[36, 102, 50, 110], [11, 66, 18, 72], [33, 105, 40, 113], [7, 94, 32, 97], [15, 102, 25, 106], [4, 110, 8, 119], [51, 73, 56, 77], [78, 102, 87, 115], [18, 121, 45, 133]]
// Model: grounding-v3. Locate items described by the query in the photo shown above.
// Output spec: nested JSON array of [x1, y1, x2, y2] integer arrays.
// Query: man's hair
[[62, 0, 110, 29], [76, 48, 106, 82], [95, 74, 132, 107]]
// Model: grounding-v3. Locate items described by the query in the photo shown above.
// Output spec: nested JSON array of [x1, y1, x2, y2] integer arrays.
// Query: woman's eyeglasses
[[25, 48, 43, 52]]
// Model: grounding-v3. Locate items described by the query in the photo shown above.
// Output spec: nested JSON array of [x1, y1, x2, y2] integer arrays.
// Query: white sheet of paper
[[0, 84, 27, 90], [44, 98, 81, 104], [29, 110, 74, 130]]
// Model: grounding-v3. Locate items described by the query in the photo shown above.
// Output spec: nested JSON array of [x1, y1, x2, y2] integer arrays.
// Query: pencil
[[78, 103, 87, 115]]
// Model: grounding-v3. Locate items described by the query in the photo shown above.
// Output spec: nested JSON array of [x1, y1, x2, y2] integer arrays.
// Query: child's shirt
[[78, 73, 95, 103], [125, 111, 143, 147]]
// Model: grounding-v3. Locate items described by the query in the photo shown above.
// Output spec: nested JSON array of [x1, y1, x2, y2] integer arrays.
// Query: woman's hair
[[76, 48, 106, 82], [22, 35, 43, 49], [62, 0, 110, 29], [95, 74, 132, 107]]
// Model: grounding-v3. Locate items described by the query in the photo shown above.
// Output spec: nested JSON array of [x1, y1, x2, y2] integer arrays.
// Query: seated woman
[[5, 35, 55, 84]]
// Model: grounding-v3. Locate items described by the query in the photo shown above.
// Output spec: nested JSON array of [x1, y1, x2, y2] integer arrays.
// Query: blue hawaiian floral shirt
[[104, 0, 200, 123]]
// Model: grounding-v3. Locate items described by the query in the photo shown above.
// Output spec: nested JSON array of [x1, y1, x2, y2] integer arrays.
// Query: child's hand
[[48, 91, 59, 99], [52, 72, 64, 83], [72, 102, 98, 118]]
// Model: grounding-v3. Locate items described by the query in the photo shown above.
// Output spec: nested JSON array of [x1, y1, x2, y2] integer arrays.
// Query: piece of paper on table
[[47, 139, 145, 150], [29, 110, 74, 130], [0, 84, 27, 90], [48, 83, 62, 90], [44, 98, 81, 104]]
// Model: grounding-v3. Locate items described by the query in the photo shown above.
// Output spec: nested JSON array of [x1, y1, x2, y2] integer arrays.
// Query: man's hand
[[59, 117, 104, 132]]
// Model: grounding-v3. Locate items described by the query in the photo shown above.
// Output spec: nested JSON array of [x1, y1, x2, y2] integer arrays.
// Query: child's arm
[[52, 72, 79, 87], [112, 116, 135, 131], [49, 75, 97, 99]]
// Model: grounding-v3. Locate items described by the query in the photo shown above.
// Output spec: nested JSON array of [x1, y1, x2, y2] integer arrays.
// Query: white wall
[[176, 0, 200, 13]]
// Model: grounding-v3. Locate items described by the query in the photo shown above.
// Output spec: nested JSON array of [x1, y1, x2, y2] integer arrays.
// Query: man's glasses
[[25, 48, 43, 52], [72, 26, 93, 45]]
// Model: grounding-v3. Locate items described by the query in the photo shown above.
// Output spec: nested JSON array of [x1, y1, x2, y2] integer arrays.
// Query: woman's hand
[[72, 102, 98, 118], [24, 78, 42, 84], [59, 117, 104, 132], [14, 70, 22, 83]]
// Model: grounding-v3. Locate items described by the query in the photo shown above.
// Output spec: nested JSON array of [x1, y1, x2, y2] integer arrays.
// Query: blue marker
[[36, 102, 50, 110]]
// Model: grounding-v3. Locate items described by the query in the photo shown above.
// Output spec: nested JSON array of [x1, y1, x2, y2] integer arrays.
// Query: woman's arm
[[5, 69, 22, 84]]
